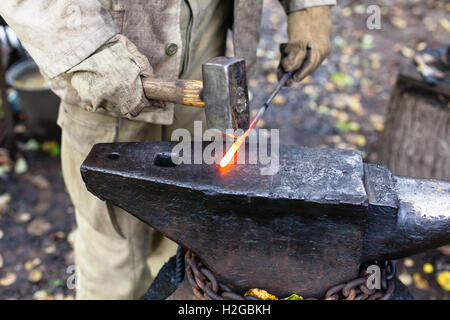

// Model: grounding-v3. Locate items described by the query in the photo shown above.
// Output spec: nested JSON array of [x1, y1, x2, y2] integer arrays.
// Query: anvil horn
[[362, 163, 450, 261], [80, 142, 450, 298]]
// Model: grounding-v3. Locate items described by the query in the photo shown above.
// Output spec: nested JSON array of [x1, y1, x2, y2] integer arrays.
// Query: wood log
[[377, 63, 450, 180], [0, 43, 16, 153]]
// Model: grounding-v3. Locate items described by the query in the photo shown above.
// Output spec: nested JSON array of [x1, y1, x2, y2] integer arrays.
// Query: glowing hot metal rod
[[220, 71, 294, 168]]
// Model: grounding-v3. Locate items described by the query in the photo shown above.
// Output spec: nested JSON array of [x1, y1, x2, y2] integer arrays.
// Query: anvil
[[80, 142, 450, 298]]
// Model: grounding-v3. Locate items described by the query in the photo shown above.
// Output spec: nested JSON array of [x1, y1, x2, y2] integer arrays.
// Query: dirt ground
[[0, 0, 449, 300]]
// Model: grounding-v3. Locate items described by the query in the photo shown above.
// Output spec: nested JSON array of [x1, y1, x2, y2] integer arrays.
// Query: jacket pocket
[[57, 102, 118, 155], [58, 102, 127, 238]]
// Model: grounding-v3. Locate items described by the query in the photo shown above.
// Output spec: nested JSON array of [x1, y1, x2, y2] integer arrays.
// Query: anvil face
[[81, 142, 369, 297]]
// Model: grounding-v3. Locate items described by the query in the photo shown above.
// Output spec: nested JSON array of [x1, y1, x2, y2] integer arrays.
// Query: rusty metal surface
[[151, 258, 414, 300], [362, 163, 450, 262], [184, 250, 395, 300], [81, 142, 450, 298], [202, 57, 250, 131]]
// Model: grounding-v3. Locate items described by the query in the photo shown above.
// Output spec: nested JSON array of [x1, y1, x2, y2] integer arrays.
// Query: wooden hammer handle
[[142, 78, 204, 108]]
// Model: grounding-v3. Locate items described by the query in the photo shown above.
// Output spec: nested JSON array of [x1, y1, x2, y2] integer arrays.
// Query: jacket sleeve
[[279, 0, 337, 14], [0, 0, 119, 78]]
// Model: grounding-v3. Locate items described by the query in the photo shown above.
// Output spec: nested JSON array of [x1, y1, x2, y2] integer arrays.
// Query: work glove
[[51, 34, 164, 117], [278, 6, 332, 86]]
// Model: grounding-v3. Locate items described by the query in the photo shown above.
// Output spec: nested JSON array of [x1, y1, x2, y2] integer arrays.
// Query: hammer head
[[202, 57, 250, 133]]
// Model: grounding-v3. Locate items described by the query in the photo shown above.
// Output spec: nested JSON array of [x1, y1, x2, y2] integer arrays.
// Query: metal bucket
[[6, 59, 60, 140]]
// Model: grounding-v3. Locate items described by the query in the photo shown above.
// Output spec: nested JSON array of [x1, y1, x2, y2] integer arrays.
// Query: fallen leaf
[[404, 258, 414, 268], [398, 272, 413, 286], [440, 18, 450, 32], [245, 288, 278, 300], [282, 294, 304, 300], [391, 16, 407, 29], [413, 273, 430, 290], [269, 13, 281, 24], [54, 293, 64, 300], [273, 95, 286, 105], [361, 34, 374, 50], [0, 148, 12, 166], [317, 105, 331, 115], [0, 194, 10, 214], [256, 119, 266, 128], [248, 79, 258, 88], [324, 82, 336, 91], [436, 271, 450, 291], [16, 212, 32, 223], [33, 290, 53, 300], [354, 135, 367, 147], [342, 7, 352, 17], [336, 120, 360, 133], [347, 95, 364, 115], [369, 114, 385, 131], [266, 73, 278, 84], [27, 217, 51, 236], [24, 174, 50, 189], [0, 272, 17, 286], [67, 230, 76, 247], [371, 59, 381, 70], [14, 124, 26, 134], [24, 258, 41, 271], [401, 47, 415, 59], [331, 72, 354, 87], [24, 139, 40, 151], [53, 231, 67, 240], [44, 244, 56, 255], [14, 157, 28, 175], [353, 5, 365, 15], [334, 111, 349, 122], [65, 251, 75, 265], [354, 69, 363, 78], [35, 200, 51, 214], [439, 245, 450, 256], [423, 263, 434, 274], [416, 42, 427, 52], [342, 46, 355, 55], [41, 141, 60, 157], [28, 270, 43, 282], [51, 278, 63, 288], [333, 36, 347, 48], [0, 193, 11, 207], [348, 122, 361, 132]]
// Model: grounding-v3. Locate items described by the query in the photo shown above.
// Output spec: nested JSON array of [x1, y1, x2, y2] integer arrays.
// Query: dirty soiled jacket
[[0, 0, 336, 125]]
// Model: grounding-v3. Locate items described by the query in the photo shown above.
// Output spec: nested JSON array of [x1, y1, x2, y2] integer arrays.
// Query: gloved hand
[[51, 34, 164, 117], [278, 6, 332, 86]]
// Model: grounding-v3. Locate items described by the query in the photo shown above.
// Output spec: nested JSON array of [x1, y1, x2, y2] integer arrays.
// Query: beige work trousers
[[58, 2, 230, 299]]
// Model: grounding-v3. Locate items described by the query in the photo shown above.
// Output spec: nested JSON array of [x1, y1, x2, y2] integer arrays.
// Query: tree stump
[[377, 62, 450, 180]]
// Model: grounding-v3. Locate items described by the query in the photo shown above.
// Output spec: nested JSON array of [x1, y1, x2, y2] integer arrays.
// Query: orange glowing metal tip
[[219, 127, 252, 168], [219, 71, 294, 168]]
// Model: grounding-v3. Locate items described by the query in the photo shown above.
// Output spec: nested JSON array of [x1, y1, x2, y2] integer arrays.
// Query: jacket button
[[165, 43, 178, 56]]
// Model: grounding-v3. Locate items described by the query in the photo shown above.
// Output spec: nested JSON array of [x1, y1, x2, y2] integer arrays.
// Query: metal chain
[[176, 246, 187, 284], [185, 251, 396, 300]]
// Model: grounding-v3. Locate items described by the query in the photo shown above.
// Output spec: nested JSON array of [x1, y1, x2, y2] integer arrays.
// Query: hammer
[[142, 57, 250, 132]]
